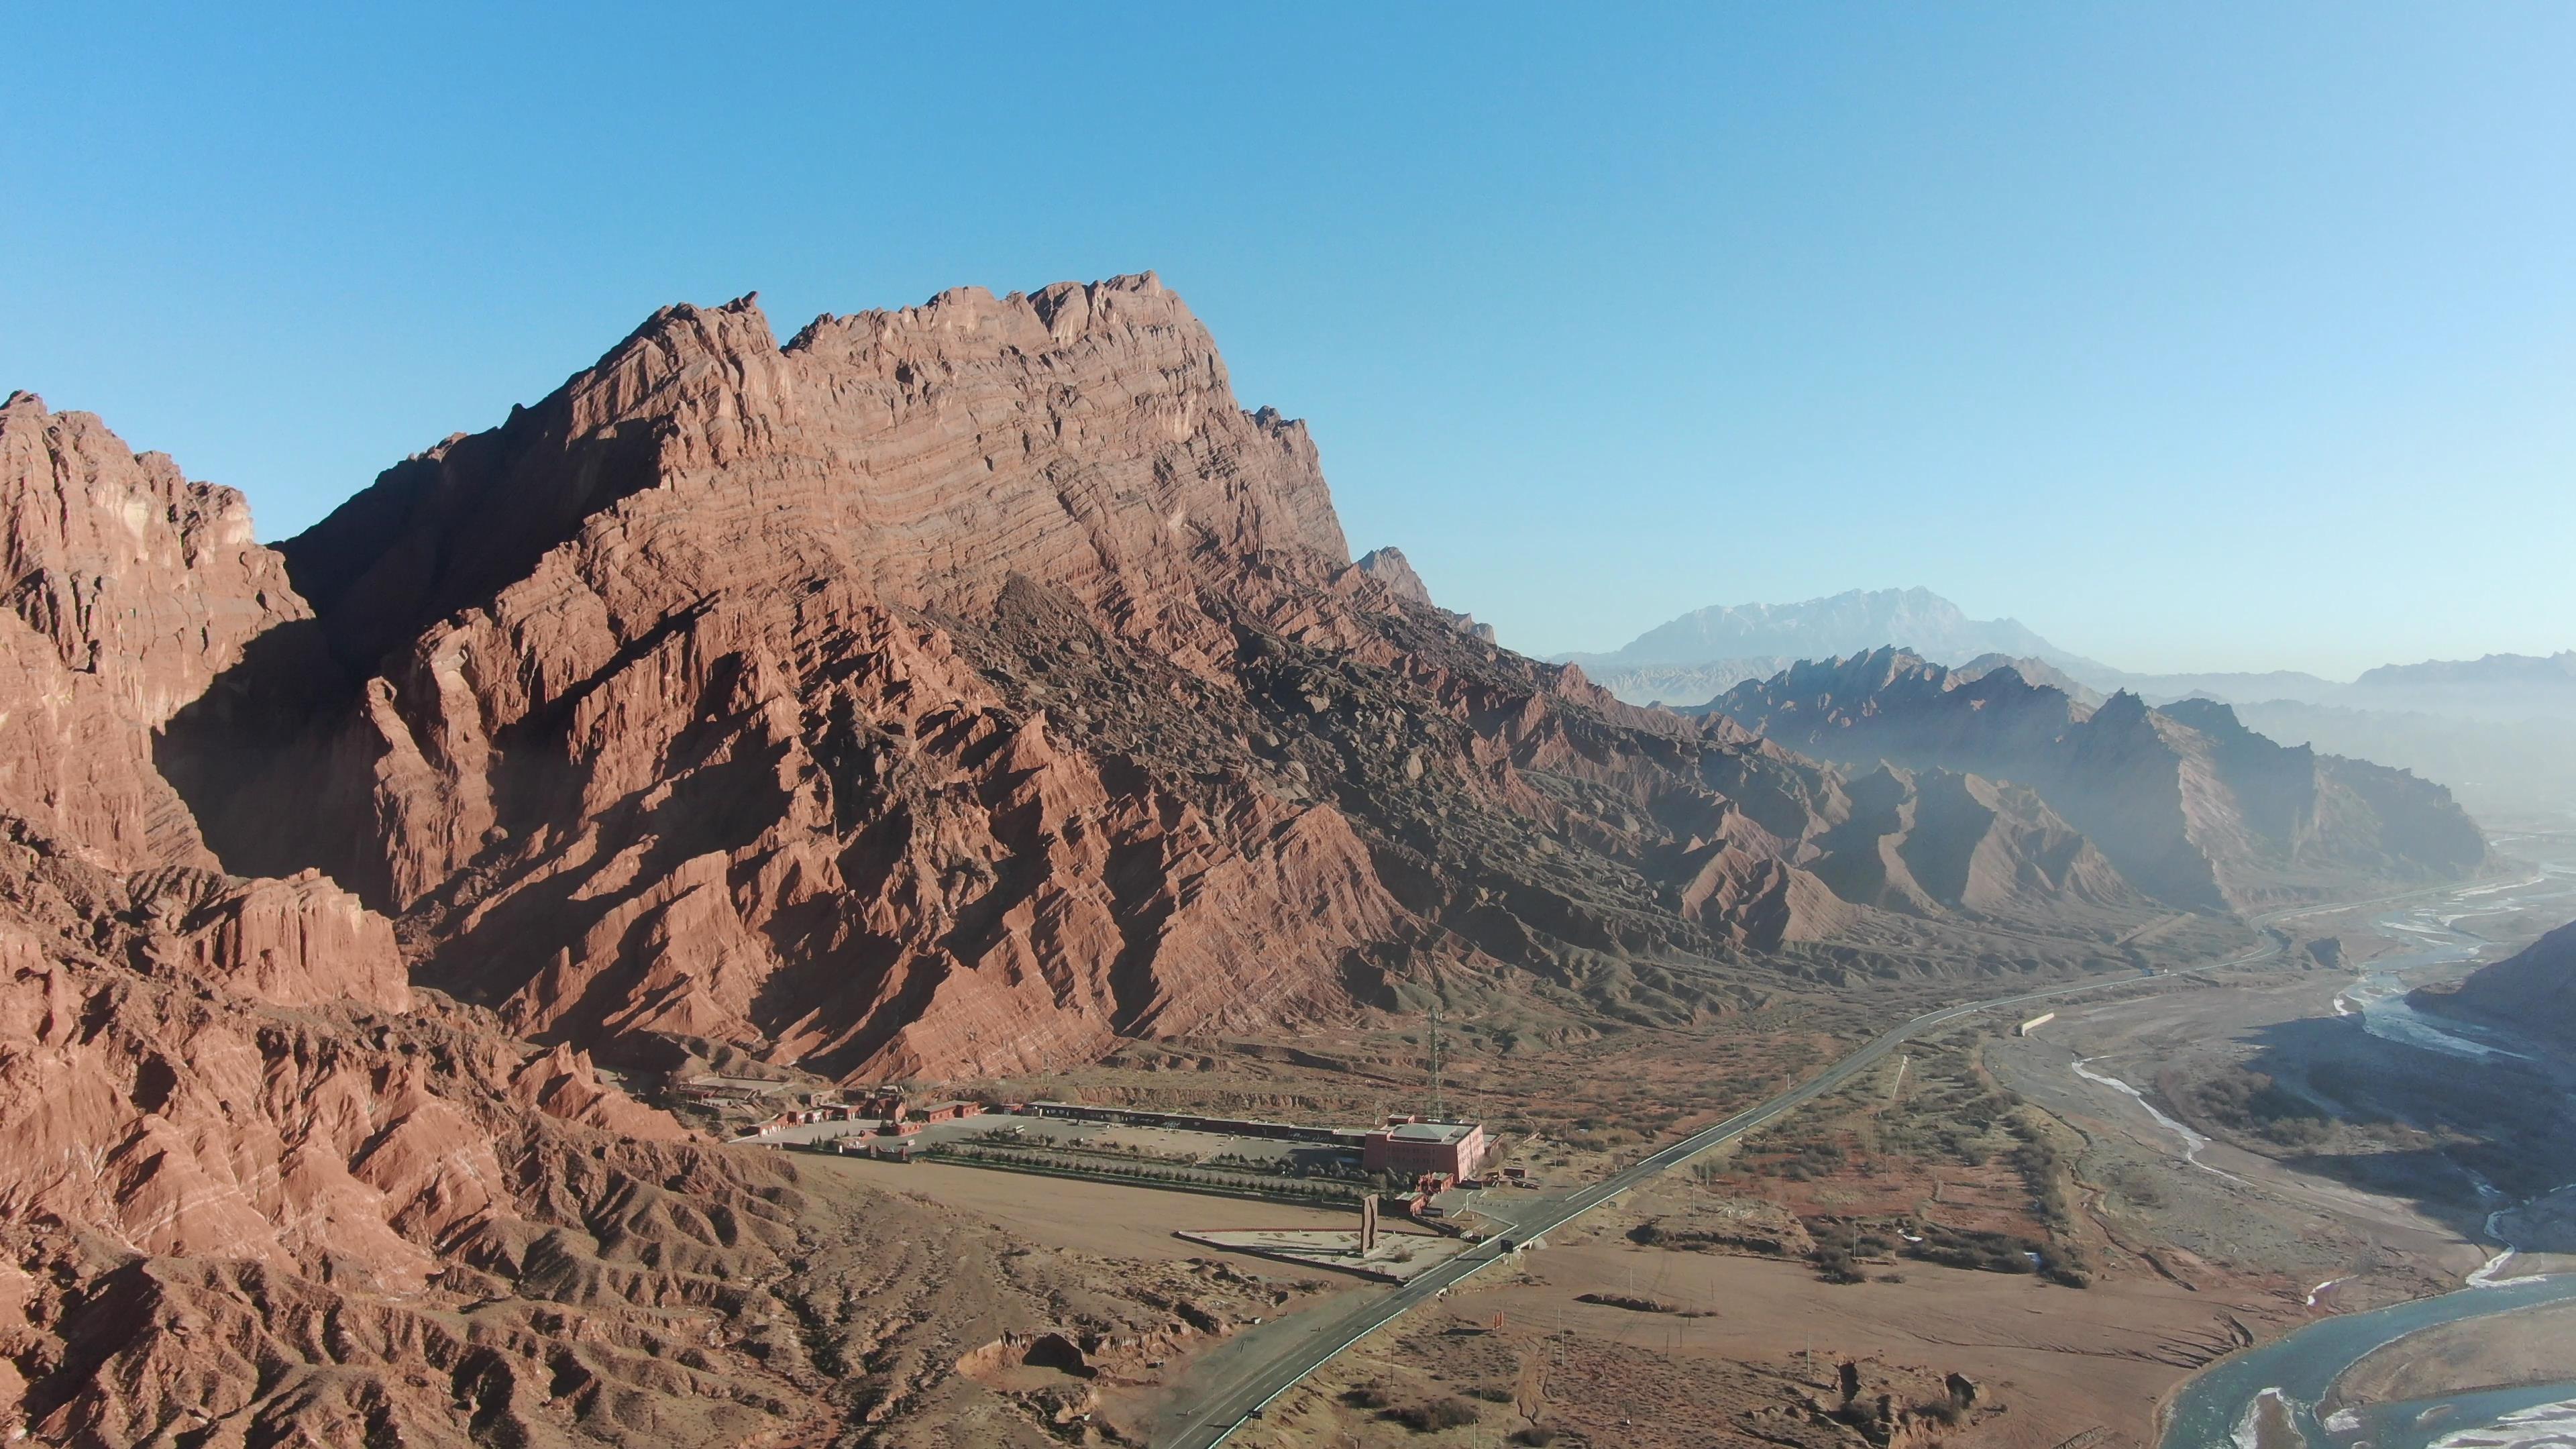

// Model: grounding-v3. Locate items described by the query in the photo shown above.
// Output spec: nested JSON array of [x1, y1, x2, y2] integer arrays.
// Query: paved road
[[1155, 885, 2468, 1448]]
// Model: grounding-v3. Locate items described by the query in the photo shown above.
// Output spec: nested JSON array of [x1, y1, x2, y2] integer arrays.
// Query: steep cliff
[[0, 393, 309, 869], [0, 397, 1276, 1447]]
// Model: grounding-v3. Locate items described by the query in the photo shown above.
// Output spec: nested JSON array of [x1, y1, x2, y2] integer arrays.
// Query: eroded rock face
[[146, 278, 2195, 1083], [1355, 545, 1496, 642], [0, 393, 309, 870], [0, 276, 2334, 1445], [0, 400, 1254, 1448]]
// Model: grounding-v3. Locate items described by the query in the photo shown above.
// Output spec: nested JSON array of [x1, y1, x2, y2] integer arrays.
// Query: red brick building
[[1361, 1120, 1487, 1181]]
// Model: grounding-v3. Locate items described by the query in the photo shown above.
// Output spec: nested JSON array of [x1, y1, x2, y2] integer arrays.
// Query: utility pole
[[1429, 1001, 1445, 1121]]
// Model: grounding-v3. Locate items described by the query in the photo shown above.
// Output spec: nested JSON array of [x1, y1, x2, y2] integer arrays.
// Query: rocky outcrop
[[1800, 764, 2145, 919], [1952, 651, 2104, 706], [0, 393, 308, 870], [1355, 546, 1496, 642], [0, 398, 1293, 1448], [2435, 919, 2576, 1047], [1711, 649, 2490, 911]]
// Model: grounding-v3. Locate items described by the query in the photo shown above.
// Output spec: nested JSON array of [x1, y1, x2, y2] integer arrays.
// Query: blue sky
[[4, 5, 2570, 676]]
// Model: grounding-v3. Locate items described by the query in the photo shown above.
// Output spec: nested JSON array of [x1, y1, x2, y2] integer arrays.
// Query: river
[[2159, 852, 2576, 1449]]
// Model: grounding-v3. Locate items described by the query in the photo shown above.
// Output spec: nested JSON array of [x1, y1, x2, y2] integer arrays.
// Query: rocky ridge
[[1707, 648, 2489, 912], [0, 392, 1336, 1447], [148, 277, 2196, 1088]]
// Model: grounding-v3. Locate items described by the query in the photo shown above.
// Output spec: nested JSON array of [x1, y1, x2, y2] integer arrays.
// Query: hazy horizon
[[8, 15, 2576, 1449], [5, 5, 2571, 677]]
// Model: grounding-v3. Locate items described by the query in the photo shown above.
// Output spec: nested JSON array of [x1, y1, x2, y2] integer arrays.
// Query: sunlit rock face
[[135, 275, 2185, 1085]]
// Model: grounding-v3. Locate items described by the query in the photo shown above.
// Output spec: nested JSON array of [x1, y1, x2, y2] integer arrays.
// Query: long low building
[[1014, 1101, 1368, 1147]]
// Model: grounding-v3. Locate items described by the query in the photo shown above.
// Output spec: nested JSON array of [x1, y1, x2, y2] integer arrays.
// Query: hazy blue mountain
[[1561, 587, 2110, 676], [2072, 653, 2576, 721], [2347, 651, 2576, 721], [2229, 699, 2576, 819], [1560, 592, 2568, 820], [1702, 649, 2490, 912], [2072, 666, 2347, 706]]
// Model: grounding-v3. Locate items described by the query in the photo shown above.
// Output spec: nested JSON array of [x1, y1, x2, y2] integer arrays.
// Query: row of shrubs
[[925, 1146, 1370, 1201], [1343, 1384, 1481, 1431], [1792, 1216, 2090, 1289]]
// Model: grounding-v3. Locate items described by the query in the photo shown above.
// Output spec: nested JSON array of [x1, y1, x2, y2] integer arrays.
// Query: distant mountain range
[[1699, 648, 2491, 912], [1565, 589, 2573, 818], [1557, 587, 2103, 680]]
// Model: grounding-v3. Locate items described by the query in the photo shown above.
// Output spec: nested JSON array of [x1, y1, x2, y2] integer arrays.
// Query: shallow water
[[2160, 864, 2576, 1448], [2339, 1385, 2576, 1449], [2161, 1275, 2576, 1448]]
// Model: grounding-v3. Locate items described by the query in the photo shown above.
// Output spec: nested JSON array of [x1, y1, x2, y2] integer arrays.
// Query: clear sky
[[5, 6, 2570, 677]]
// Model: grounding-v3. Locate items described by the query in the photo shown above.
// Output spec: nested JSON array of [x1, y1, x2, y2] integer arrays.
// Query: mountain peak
[[1572, 586, 2081, 672], [1355, 545, 1433, 605], [281, 274, 1352, 677]]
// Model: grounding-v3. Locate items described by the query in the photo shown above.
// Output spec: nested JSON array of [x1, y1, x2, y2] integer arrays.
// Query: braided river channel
[[2160, 845, 2576, 1449]]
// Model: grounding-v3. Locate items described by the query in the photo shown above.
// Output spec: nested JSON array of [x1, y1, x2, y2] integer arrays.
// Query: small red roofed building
[[1362, 1120, 1487, 1181]]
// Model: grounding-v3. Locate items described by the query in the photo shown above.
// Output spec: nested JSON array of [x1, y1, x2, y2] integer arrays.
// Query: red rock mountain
[[13, 278, 2463, 1442], [1707, 648, 2490, 911], [145, 276, 2186, 1089], [0, 388, 1329, 1447]]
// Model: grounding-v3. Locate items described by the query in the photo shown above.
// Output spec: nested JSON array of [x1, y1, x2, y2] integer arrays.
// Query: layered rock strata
[[0, 395, 1287, 1446], [150, 278, 2180, 1086]]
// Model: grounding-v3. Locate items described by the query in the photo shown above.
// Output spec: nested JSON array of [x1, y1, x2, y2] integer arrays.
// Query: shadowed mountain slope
[[1705, 648, 2489, 912], [2434, 918, 2576, 1049], [152, 278, 2182, 1085], [0, 388, 1421, 1448]]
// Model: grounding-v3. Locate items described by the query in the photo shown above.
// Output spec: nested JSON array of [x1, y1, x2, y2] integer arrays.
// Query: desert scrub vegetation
[[2004, 1112, 2080, 1236], [1806, 1219, 1887, 1284], [1387, 1397, 1481, 1432], [2177, 1064, 2334, 1149], [1904, 1222, 2044, 1275]]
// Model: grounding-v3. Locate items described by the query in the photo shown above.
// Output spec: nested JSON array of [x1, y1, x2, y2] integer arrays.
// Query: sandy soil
[[1491, 1179, 2278, 1447], [1238, 1308, 1985, 1449], [1985, 971, 2499, 1308], [2327, 1299, 2576, 1409], [796, 1155, 1423, 1441], [1227, 1234, 2265, 1448], [798, 1155, 1389, 1262]]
